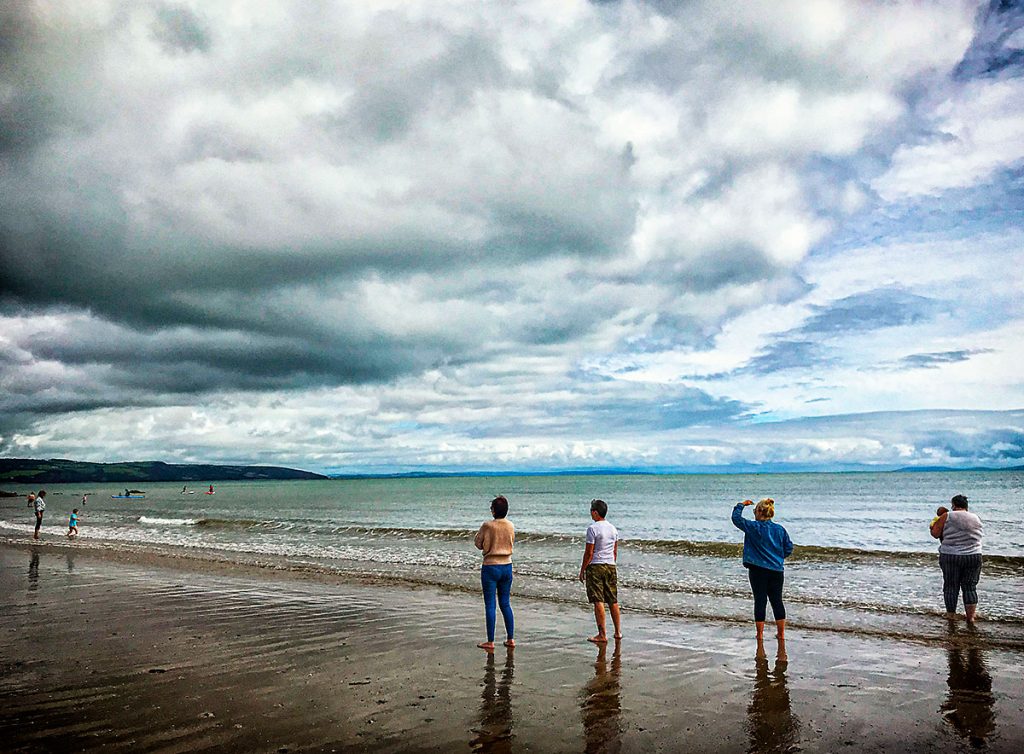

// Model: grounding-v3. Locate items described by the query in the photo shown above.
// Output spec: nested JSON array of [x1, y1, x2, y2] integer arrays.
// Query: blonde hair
[[754, 498, 775, 519]]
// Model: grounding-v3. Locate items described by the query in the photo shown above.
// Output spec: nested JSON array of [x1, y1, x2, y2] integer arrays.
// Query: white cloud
[[874, 77, 1024, 201], [2, 0, 1020, 470]]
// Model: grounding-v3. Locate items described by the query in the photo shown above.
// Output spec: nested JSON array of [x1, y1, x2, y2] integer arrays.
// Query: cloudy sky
[[1, 0, 1022, 473]]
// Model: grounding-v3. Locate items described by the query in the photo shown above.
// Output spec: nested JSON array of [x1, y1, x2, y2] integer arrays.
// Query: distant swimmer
[[81, 494, 88, 506], [208, 484, 214, 495], [182, 485, 188, 494]]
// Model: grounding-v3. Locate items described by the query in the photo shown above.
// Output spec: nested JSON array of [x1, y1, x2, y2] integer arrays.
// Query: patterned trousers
[[939, 553, 982, 613]]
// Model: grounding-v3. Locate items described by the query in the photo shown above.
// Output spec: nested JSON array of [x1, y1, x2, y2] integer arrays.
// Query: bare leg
[[775, 619, 785, 640], [755, 620, 765, 640], [610, 603, 622, 639], [588, 602, 608, 642], [965, 604, 977, 623], [777, 635, 787, 662]]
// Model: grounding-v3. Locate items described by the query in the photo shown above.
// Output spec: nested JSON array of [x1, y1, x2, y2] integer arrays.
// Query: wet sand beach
[[1, 542, 1022, 753]]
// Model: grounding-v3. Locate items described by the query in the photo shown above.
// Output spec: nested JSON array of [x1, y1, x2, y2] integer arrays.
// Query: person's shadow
[[580, 640, 622, 754], [747, 638, 800, 754], [28, 548, 40, 592], [941, 625, 995, 747], [469, 648, 515, 753]]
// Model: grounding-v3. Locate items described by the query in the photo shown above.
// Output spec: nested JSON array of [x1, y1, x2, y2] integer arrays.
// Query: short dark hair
[[38, 489, 46, 496], [950, 494, 969, 510], [590, 498, 608, 518], [491, 495, 509, 519]]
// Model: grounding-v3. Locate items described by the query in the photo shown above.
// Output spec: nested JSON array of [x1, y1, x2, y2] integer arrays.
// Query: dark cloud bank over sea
[[1, 0, 1022, 472]]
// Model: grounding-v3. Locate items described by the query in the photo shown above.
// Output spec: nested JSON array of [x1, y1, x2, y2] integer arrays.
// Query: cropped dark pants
[[939, 553, 982, 613], [746, 563, 786, 622]]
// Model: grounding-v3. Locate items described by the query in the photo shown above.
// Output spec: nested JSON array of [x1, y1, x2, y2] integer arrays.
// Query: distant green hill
[[0, 458, 328, 484]]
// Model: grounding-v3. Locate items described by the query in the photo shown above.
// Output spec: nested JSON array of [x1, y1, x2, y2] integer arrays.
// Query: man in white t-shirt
[[578, 498, 622, 643]]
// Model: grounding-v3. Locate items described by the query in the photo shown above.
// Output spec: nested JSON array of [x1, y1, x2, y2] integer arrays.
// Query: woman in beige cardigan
[[474, 495, 515, 650]]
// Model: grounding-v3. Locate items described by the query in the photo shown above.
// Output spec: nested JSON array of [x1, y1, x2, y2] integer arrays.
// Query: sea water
[[2, 471, 1022, 641]]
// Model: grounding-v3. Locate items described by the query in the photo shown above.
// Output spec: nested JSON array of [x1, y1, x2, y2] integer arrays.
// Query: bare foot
[[587, 635, 608, 643], [613, 634, 623, 640], [477, 642, 495, 650], [503, 639, 515, 647]]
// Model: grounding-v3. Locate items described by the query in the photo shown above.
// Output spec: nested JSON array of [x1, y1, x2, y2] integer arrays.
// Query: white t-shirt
[[586, 520, 618, 565]]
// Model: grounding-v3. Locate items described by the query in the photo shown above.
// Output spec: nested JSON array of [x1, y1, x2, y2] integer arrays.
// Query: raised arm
[[731, 500, 754, 532], [930, 512, 947, 540]]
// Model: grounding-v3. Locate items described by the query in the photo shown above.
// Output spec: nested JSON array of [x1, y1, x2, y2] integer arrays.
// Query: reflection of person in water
[[580, 640, 622, 754], [28, 549, 40, 591], [941, 631, 995, 747], [469, 648, 514, 753], [747, 637, 800, 754]]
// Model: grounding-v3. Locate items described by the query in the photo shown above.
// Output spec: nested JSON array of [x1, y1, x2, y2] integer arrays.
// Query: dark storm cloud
[[0, 0, 635, 418]]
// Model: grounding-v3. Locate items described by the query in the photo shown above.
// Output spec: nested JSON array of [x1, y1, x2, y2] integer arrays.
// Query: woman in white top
[[930, 494, 983, 623]]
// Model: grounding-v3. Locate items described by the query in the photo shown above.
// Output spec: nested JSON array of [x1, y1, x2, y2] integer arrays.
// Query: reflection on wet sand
[[942, 625, 995, 748], [747, 638, 800, 754], [28, 548, 40, 591], [581, 640, 622, 754], [470, 648, 515, 753]]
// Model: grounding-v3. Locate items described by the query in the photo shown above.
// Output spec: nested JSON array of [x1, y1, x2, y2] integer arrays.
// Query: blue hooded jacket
[[731, 503, 794, 571]]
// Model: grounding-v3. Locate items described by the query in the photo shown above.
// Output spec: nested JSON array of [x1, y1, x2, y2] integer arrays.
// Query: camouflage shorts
[[585, 564, 618, 604]]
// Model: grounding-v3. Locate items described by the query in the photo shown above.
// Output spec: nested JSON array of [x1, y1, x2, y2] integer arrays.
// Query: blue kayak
[[111, 495, 145, 499]]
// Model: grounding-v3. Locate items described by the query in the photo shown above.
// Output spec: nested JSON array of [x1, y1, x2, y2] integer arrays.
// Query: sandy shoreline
[[1, 541, 1022, 753]]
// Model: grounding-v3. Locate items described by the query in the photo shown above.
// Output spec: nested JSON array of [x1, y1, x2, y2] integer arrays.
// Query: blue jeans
[[481, 564, 514, 642]]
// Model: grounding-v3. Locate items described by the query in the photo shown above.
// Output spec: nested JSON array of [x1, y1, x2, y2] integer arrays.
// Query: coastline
[[2, 540, 1022, 752]]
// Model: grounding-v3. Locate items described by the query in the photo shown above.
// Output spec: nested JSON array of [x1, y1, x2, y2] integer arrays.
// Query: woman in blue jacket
[[732, 498, 794, 641]]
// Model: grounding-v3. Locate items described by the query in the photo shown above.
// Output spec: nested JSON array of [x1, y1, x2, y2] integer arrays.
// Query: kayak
[[111, 495, 145, 499], [204, 491, 215, 495]]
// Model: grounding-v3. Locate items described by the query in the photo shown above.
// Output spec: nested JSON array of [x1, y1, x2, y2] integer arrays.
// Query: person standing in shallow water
[[732, 498, 794, 641], [930, 494, 983, 623], [579, 499, 622, 644], [474, 495, 515, 650], [31, 490, 47, 540]]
